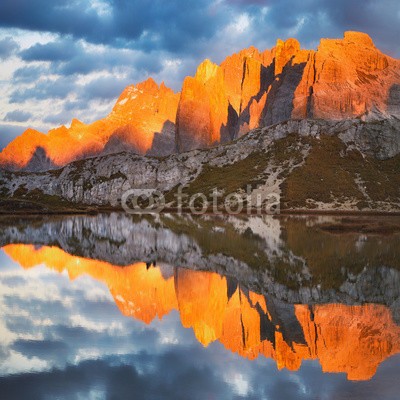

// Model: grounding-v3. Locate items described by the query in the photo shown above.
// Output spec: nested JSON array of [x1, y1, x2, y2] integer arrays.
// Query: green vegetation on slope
[[281, 135, 400, 209]]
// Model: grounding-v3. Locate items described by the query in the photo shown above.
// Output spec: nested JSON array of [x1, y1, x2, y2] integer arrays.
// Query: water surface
[[0, 213, 399, 399]]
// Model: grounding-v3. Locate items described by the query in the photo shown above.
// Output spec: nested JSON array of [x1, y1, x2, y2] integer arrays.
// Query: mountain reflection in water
[[0, 213, 399, 398]]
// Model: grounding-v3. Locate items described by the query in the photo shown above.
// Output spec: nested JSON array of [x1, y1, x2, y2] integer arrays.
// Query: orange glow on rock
[[0, 79, 179, 169]]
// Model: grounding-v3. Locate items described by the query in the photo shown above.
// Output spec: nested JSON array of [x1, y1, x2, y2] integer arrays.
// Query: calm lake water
[[0, 213, 399, 399]]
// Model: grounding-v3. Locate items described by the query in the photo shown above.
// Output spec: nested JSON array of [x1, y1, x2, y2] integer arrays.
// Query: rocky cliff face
[[176, 46, 274, 151], [1, 117, 400, 212], [105, 79, 179, 155], [176, 59, 229, 151], [177, 31, 400, 151], [1, 32, 398, 169]]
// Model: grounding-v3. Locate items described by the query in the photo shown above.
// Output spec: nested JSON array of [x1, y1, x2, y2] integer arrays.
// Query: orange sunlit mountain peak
[[0, 77, 180, 169]]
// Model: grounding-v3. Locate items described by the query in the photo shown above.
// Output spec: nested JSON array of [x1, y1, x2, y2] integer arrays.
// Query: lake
[[0, 213, 399, 399]]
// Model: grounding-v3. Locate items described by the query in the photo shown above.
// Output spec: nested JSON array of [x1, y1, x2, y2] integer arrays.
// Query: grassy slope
[[282, 136, 400, 210], [165, 134, 307, 207]]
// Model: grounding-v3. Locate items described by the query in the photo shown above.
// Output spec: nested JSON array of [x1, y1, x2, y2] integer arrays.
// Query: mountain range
[[1, 31, 400, 212], [1, 31, 399, 171]]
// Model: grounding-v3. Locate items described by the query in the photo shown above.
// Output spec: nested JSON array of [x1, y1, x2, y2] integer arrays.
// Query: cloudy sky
[[0, 0, 399, 149]]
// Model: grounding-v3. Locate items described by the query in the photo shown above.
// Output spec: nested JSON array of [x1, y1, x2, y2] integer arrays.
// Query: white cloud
[[0, 28, 56, 50], [232, 13, 251, 34], [90, 0, 113, 16], [224, 371, 251, 397], [288, 16, 307, 36], [0, 350, 49, 375], [70, 314, 124, 333]]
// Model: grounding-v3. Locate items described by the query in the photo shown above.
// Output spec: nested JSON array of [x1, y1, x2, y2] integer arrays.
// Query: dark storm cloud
[[0, 36, 19, 59], [79, 76, 132, 100], [63, 100, 85, 111], [12, 66, 47, 83], [240, 0, 400, 55], [0, 0, 224, 53], [20, 39, 79, 62], [2, 345, 400, 400], [54, 46, 164, 77], [13, 74, 131, 111], [4, 296, 68, 322], [0, 352, 231, 400], [78, 296, 122, 318], [320, 0, 400, 55], [5, 0, 399, 80], [9, 76, 76, 103], [4, 110, 32, 122], [0, 0, 102, 42], [12, 339, 69, 362], [18, 36, 165, 80]]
